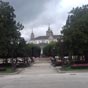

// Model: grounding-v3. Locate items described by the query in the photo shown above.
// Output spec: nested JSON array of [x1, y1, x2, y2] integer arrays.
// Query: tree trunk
[[5, 58, 8, 64], [11, 58, 16, 71], [69, 52, 72, 65]]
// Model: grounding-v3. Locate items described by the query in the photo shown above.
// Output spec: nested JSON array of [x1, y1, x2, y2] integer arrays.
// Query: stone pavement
[[0, 58, 88, 88], [21, 62, 56, 75]]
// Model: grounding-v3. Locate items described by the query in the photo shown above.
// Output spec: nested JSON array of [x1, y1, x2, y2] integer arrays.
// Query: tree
[[43, 42, 59, 57], [0, 1, 24, 70], [62, 5, 88, 63], [27, 44, 41, 57]]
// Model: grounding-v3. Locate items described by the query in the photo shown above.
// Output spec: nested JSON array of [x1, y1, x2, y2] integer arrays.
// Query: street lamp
[[60, 39, 64, 66], [58, 37, 64, 65], [31, 46, 34, 63], [52, 47, 56, 58], [10, 39, 16, 71]]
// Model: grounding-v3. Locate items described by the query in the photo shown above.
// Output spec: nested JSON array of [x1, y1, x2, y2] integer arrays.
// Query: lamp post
[[51, 47, 56, 66], [52, 47, 55, 58], [10, 40, 14, 71], [58, 37, 64, 65], [31, 46, 34, 63], [10, 39, 16, 71], [60, 39, 64, 66]]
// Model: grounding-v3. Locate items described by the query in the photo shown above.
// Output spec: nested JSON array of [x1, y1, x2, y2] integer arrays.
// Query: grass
[[0, 67, 15, 73], [5, 67, 14, 73]]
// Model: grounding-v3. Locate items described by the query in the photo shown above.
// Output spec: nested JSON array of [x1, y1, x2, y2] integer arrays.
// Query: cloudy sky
[[4, 0, 88, 41]]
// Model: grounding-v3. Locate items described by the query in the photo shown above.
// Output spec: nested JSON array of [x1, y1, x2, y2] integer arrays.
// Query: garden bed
[[71, 64, 88, 69]]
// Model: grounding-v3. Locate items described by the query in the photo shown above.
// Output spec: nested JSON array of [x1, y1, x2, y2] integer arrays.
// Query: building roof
[[32, 35, 61, 40]]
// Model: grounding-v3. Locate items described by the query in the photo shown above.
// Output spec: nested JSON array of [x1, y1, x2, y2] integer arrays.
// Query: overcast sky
[[4, 0, 88, 41]]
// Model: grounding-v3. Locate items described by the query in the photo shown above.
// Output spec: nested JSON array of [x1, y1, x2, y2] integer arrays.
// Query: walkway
[[21, 62, 57, 75]]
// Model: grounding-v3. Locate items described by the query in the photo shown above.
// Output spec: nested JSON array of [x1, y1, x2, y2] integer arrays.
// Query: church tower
[[30, 29, 34, 40], [46, 25, 53, 37]]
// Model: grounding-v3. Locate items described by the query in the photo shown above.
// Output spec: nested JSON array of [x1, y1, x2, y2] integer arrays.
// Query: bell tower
[[46, 25, 53, 37], [30, 28, 34, 40]]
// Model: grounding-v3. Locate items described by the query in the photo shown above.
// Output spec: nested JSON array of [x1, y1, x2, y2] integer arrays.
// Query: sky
[[3, 0, 88, 41]]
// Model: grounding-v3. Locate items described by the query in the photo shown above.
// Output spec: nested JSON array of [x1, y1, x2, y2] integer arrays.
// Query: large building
[[29, 26, 61, 55]]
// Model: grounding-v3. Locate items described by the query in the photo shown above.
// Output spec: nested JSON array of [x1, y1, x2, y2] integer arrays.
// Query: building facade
[[29, 26, 61, 55]]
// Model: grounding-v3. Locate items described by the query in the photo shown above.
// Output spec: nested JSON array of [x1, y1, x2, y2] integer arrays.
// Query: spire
[[30, 28, 34, 40], [46, 25, 53, 37], [32, 27, 33, 33], [48, 24, 50, 31]]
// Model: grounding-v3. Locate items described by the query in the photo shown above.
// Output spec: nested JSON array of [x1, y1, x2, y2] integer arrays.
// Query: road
[[0, 60, 88, 88]]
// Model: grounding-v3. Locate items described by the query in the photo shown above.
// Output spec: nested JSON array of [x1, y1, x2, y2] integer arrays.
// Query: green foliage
[[27, 44, 41, 57], [0, 1, 24, 58], [43, 42, 59, 57], [62, 5, 88, 62], [17, 42, 41, 58], [16, 38, 26, 57]]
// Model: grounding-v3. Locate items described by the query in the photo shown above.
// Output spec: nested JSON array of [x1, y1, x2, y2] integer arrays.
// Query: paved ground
[[0, 59, 88, 88], [21, 63, 56, 75]]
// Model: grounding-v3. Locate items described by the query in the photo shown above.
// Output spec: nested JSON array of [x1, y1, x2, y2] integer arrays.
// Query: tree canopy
[[61, 5, 88, 62], [43, 42, 59, 57], [0, 1, 24, 58]]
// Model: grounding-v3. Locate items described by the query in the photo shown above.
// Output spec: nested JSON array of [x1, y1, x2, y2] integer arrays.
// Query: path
[[21, 62, 56, 75]]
